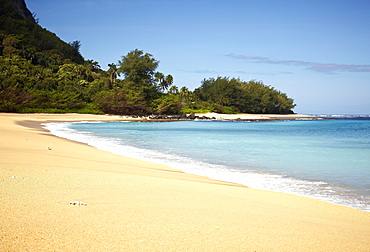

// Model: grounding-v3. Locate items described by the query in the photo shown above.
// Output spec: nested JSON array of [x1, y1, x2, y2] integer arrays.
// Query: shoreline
[[1, 113, 370, 251], [120, 112, 322, 122], [43, 116, 370, 212]]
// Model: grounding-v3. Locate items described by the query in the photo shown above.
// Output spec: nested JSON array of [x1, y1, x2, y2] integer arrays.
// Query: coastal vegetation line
[[0, 0, 296, 115]]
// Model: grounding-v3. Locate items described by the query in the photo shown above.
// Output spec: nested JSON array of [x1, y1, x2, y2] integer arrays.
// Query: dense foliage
[[194, 77, 296, 114], [0, 0, 296, 115]]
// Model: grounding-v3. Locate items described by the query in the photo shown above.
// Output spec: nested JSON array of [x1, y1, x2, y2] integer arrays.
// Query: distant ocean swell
[[43, 121, 370, 212]]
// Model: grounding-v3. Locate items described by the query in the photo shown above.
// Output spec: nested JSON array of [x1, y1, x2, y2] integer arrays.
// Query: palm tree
[[155, 72, 165, 87], [107, 63, 119, 86], [165, 74, 173, 87], [83, 60, 100, 81], [156, 73, 173, 92]]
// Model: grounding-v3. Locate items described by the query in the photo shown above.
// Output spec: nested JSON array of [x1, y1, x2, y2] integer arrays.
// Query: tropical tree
[[155, 72, 174, 92], [84, 59, 101, 81], [93, 89, 148, 115], [57, 63, 79, 81], [155, 72, 165, 85], [107, 63, 119, 86], [118, 49, 159, 99], [68, 40, 81, 53], [194, 77, 296, 114], [163, 74, 173, 91]]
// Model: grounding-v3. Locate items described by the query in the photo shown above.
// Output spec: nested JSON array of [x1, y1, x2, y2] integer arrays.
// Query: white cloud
[[226, 54, 370, 73]]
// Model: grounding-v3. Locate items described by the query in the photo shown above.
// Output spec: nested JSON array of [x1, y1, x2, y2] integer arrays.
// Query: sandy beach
[[1, 113, 370, 251]]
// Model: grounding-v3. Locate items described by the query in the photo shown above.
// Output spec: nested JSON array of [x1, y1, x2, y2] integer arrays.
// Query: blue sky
[[27, 0, 370, 114]]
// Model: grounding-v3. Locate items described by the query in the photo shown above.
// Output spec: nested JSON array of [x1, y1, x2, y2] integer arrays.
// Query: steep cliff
[[11, 0, 33, 19], [0, 0, 84, 63], [0, 0, 34, 21]]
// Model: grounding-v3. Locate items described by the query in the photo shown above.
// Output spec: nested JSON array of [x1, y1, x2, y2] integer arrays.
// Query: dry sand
[[1, 113, 370, 251]]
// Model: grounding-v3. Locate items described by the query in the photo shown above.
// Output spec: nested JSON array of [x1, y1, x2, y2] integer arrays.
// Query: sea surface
[[43, 116, 370, 211]]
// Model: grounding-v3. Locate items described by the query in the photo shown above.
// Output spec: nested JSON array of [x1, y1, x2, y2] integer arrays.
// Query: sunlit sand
[[1, 113, 369, 251]]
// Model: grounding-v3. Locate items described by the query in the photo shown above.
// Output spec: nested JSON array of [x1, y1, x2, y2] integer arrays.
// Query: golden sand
[[1, 113, 370, 251]]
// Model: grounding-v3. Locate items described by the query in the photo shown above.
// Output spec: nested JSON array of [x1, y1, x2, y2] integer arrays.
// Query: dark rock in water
[[146, 113, 215, 121], [198, 116, 210, 120], [188, 114, 196, 120], [172, 115, 182, 120]]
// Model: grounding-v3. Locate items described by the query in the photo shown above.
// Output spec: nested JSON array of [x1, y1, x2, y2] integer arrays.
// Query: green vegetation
[[194, 77, 296, 114], [0, 0, 296, 115]]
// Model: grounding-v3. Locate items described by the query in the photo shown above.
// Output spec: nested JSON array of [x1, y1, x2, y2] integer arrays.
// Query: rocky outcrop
[[8, 0, 34, 20], [147, 114, 216, 121]]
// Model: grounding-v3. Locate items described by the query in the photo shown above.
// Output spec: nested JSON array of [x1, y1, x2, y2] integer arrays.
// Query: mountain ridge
[[0, 0, 84, 64], [11, 0, 33, 20]]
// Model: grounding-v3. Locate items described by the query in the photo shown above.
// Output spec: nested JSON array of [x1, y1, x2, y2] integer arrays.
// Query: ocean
[[43, 116, 370, 211]]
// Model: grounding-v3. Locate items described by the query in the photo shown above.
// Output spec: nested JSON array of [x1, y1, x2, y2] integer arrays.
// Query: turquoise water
[[44, 118, 370, 211]]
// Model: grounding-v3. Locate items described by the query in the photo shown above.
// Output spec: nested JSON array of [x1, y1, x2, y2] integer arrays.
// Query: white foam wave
[[315, 114, 370, 118], [43, 122, 370, 212]]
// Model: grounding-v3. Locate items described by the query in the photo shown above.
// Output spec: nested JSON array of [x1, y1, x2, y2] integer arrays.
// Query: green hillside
[[0, 0, 84, 64]]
